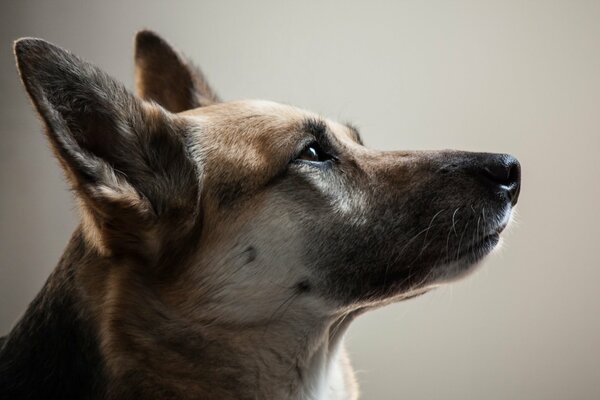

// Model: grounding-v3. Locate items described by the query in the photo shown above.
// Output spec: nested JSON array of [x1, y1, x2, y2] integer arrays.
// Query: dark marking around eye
[[302, 118, 327, 138], [299, 117, 340, 161], [296, 142, 333, 163], [301, 118, 334, 150]]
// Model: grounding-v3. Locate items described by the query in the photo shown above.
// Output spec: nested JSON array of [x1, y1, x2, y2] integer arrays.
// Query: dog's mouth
[[453, 205, 512, 261], [369, 220, 508, 299], [458, 219, 508, 261], [462, 231, 501, 261], [431, 221, 508, 284]]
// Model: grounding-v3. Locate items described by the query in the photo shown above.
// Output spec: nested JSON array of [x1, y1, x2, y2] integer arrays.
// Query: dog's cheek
[[180, 198, 334, 324], [297, 175, 445, 304]]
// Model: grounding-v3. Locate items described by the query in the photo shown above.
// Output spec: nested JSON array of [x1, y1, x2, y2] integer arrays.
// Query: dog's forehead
[[180, 99, 355, 144], [181, 100, 311, 129]]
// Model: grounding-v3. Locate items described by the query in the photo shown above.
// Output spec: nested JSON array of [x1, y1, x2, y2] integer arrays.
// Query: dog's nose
[[480, 154, 521, 206]]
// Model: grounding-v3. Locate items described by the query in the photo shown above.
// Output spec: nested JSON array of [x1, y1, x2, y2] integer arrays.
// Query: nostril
[[483, 155, 521, 187], [508, 181, 520, 206], [481, 154, 521, 206], [484, 164, 511, 185]]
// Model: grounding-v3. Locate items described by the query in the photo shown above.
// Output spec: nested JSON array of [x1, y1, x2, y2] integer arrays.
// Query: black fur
[[295, 280, 311, 294], [0, 231, 106, 400]]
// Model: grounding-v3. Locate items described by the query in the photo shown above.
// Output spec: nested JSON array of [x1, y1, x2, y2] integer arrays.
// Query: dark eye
[[296, 142, 331, 163]]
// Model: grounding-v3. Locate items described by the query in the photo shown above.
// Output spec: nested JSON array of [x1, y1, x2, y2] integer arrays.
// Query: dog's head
[[14, 32, 520, 332]]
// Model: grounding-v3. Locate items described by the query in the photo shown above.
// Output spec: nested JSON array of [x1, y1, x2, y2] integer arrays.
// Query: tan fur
[[3, 31, 520, 400]]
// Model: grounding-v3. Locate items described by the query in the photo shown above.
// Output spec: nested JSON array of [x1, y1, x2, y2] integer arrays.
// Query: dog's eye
[[296, 142, 331, 163]]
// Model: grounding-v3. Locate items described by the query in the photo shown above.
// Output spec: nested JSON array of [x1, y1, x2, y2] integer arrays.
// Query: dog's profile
[[0, 30, 520, 399]]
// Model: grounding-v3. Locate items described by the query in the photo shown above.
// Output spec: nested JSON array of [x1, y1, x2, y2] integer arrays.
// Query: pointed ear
[[134, 30, 220, 113], [15, 38, 200, 256]]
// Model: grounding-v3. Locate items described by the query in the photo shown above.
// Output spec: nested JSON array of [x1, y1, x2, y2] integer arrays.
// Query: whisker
[[446, 207, 461, 259], [413, 209, 446, 261], [451, 207, 460, 235], [455, 218, 471, 262]]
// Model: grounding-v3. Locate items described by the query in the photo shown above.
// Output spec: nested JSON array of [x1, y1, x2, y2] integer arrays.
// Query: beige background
[[1, 1, 599, 399]]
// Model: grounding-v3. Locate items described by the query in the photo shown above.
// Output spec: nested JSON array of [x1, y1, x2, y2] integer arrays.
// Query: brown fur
[[135, 30, 220, 112], [0, 31, 520, 399]]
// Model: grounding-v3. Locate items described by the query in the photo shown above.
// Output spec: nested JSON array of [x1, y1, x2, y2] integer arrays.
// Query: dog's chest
[[295, 346, 356, 400]]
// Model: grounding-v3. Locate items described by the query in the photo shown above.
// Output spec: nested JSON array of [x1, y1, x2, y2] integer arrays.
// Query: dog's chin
[[428, 232, 501, 285], [360, 233, 502, 307], [360, 231, 502, 305]]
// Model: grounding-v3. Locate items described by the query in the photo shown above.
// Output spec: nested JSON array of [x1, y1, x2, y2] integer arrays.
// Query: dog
[[0, 30, 520, 399]]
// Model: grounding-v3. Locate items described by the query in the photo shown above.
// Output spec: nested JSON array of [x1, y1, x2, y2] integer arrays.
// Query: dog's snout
[[480, 154, 521, 206]]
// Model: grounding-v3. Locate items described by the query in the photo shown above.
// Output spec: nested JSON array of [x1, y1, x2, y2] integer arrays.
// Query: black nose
[[481, 154, 521, 206]]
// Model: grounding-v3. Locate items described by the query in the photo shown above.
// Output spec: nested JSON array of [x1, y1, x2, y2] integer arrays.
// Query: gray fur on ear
[[134, 30, 220, 112], [15, 38, 146, 199], [14, 38, 200, 255]]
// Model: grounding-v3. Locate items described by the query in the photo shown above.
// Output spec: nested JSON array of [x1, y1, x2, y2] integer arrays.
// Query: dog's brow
[[302, 118, 328, 139], [344, 123, 363, 145], [301, 118, 337, 148]]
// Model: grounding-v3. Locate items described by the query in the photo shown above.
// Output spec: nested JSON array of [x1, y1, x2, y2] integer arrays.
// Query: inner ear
[[134, 30, 220, 112]]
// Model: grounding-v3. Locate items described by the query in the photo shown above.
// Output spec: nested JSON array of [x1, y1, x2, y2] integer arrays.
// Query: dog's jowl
[[0, 31, 521, 400]]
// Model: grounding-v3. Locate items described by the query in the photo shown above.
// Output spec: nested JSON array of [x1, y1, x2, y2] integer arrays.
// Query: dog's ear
[[134, 30, 220, 113], [14, 38, 200, 256]]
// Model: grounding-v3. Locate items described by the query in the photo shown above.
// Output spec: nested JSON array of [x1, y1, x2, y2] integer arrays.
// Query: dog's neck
[[99, 272, 359, 400], [160, 316, 358, 400], [0, 229, 358, 400]]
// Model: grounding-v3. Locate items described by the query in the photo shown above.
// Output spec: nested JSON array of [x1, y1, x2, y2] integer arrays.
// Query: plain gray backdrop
[[1, 1, 599, 399]]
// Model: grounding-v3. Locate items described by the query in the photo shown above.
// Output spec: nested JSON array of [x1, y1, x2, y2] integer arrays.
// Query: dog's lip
[[471, 231, 500, 255], [480, 232, 500, 246], [494, 223, 508, 235], [454, 229, 501, 263]]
